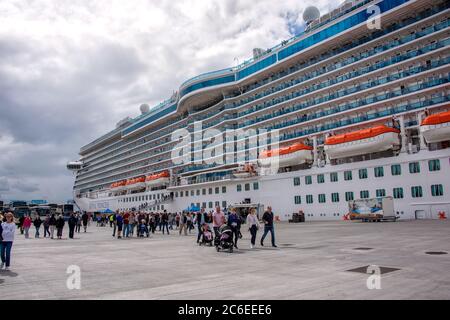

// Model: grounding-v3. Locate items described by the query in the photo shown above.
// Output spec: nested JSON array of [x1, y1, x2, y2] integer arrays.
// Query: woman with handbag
[[246, 209, 260, 249]]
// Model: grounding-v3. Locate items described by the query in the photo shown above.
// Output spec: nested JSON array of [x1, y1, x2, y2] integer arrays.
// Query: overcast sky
[[0, 0, 340, 203]]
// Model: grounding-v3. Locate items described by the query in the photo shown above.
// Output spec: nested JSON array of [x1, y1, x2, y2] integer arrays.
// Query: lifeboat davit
[[233, 164, 257, 178], [111, 180, 126, 192], [146, 171, 170, 187], [125, 176, 146, 190], [258, 143, 313, 168], [420, 110, 450, 143], [324, 125, 400, 160]]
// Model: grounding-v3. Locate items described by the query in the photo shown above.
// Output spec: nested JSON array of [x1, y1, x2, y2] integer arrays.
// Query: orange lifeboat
[[111, 180, 126, 191], [420, 110, 450, 143], [258, 143, 313, 168], [324, 125, 400, 160], [145, 171, 170, 187], [125, 176, 146, 190]]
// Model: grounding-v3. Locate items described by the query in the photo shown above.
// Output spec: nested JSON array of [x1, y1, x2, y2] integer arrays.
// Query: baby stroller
[[138, 220, 149, 238], [199, 224, 213, 247], [215, 225, 234, 253]]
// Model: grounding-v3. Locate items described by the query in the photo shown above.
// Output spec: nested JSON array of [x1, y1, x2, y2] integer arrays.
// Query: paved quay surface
[[1, 220, 449, 300]]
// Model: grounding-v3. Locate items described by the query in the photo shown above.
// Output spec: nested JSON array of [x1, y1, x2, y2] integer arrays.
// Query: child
[[139, 220, 149, 238]]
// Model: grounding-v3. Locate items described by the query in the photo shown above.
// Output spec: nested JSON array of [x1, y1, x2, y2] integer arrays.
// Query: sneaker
[[272, 245, 278, 248], [5, 267, 10, 271], [260, 241, 264, 247], [1, 262, 4, 269], [250, 244, 254, 249]]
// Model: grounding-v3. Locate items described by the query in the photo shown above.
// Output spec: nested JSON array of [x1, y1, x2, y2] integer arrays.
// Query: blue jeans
[[261, 226, 276, 246], [124, 224, 130, 237], [161, 222, 170, 235], [1, 242, 13, 267]]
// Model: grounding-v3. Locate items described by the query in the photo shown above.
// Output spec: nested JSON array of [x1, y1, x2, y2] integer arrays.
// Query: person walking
[[161, 211, 170, 235], [179, 212, 188, 236], [123, 212, 130, 237], [43, 214, 51, 238], [116, 213, 123, 239], [33, 215, 42, 238], [260, 206, 277, 248], [82, 212, 89, 233], [49, 214, 57, 239], [111, 212, 117, 237], [227, 209, 241, 249], [18, 215, 25, 235], [175, 213, 180, 230], [195, 209, 206, 244], [1, 212, 16, 271], [246, 209, 260, 249], [68, 213, 77, 239], [129, 213, 136, 237], [212, 207, 225, 238], [56, 215, 65, 239], [23, 215, 32, 239], [186, 213, 193, 234], [75, 213, 82, 233]]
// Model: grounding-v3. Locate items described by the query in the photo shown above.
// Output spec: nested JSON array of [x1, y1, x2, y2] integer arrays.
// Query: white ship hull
[[75, 149, 450, 222]]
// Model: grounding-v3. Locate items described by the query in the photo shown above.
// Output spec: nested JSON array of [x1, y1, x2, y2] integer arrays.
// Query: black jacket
[[56, 218, 65, 229], [49, 216, 57, 226], [0, 223, 3, 241], [262, 211, 274, 227], [33, 218, 42, 228], [68, 216, 77, 227]]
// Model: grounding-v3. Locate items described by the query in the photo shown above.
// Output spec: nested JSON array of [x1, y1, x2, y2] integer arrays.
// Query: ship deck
[[1, 220, 449, 300]]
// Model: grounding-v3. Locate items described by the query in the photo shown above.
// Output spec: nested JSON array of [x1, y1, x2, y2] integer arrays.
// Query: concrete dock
[[1, 220, 449, 300]]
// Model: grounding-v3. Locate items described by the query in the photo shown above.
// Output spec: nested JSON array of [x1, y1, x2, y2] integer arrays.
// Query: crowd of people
[[0, 205, 278, 271], [106, 206, 278, 250]]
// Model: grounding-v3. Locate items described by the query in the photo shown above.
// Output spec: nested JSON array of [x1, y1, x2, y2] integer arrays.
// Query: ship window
[[376, 189, 386, 198], [294, 196, 302, 205], [209, 188, 213, 195], [222, 186, 227, 193], [360, 190, 370, 199], [359, 169, 368, 179], [222, 201, 227, 209], [345, 192, 354, 202], [317, 174, 325, 184], [318, 194, 326, 203], [237, 185, 242, 192], [391, 164, 402, 176], [202, 189, 206, 195], [306, 195, 314, 204], [330, 172, 338, 183], [215, 187, 220, 194], [294, 177, 301, 186], [393, 188, 404, 199], [209, 202, 213, 209], [344, 171, 353, 181], [175, 192, 178, 198], [411, 186, 423, 198], [431, 184, 444, 197], [215, 201, 220, 208], [409, 162, 420, 174], [305, 176, 313, 185], [331, 193, 340, 203], [428, 160, 440, 172], [196, 190, 200, 196], [202, 202, 207, 209], [180, 191, 183, 197], [190, 190, 195, 196], [253, 182, 259, 190], [374, 167, 384, 178], [245, 184, 250, 191]]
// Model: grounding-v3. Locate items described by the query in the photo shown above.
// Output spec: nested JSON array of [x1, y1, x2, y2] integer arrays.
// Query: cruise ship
[[69, 0, 450, 221]]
